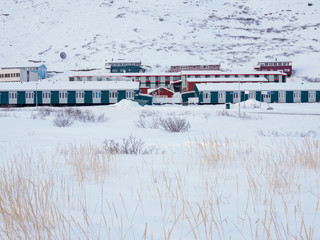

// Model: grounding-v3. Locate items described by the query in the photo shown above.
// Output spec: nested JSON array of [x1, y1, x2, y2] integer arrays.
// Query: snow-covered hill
[[1, 0, 320, 79]]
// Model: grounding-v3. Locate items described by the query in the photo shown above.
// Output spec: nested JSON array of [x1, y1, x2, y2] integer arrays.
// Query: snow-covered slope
[[1, 0, 320, 79]]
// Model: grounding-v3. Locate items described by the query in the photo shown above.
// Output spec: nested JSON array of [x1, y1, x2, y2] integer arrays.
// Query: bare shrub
[[139, 109, 159, 118], [53, 108, 108, 126], [30, 107, 55, 119], [38, 107, 54, 118], [135, 116, 147, 128], [103, 139, 121, 154], [257, 129, 318, 138], [53, 111, 74, 127], [135, 110, 160, 129], [216, 110, 262, 120], [103, 136, 158, 155], [159, 117, 190, 132]]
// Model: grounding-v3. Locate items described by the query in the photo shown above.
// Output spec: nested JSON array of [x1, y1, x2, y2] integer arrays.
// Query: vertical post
[[238, 77, 241, 116], [36, 82, 38, 109]]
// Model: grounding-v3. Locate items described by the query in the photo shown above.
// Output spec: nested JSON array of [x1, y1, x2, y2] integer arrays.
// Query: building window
[[264, 93, 271, 99], [146, 81, 151, 88], [165, 76, 171, 81], [59, 92, 67, 98], [309, 91, 316, 98], [205, 75, 210, 78], [155, 76, 160, 81], [181, 66, 188, 69], [76, 91, 84, 98], [195, 75, 200, 78], [254, 75, 259, 78], [294, 92, 301, 98], [279, 92, 285, 99], [244, 75, 249, 78], [225, 75, 230, 78], [215, 75, 220, 78], [9, 92, 17, 99], [93, 91, 101, 98], [126, 91, 134, 99], [249, 92, 256, 99], [218, 92, 225, 99], [109, 91, 118, 99]]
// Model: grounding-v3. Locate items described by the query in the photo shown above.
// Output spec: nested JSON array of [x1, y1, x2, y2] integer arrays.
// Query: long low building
[[186, 77, 268, 91], [69, 70, 287, 92], [0, 81, 140, 105], [191, 82, 320, 104]]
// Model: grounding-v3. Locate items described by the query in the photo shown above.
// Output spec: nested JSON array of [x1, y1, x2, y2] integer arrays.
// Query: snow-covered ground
[[0, 100, 319, 239]]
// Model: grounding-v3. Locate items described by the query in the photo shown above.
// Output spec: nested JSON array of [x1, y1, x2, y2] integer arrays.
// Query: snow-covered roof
[[187, 77, 268, 83], [170, 63, 220, 66], [181, 70, 287, 75], [148, 87, 174, 94], [195, 83, 320, 92], [70, 72, 181, 78], [0, 81, 140, 91]]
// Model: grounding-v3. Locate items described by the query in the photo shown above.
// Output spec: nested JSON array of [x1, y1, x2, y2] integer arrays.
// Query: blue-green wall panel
[[301, 91, 308, 103], [211, 92, 218, 104], [17, 91, 26, 105], [84, 91, 93, 104], [286, 91, 293, 103], [0, 92, 9, 104], [226, 92, 233, 103], [51, 91, 59, 104], [101, 91, 109, 104], [68, 91, 76, 104], [118, 90, 126, 102]]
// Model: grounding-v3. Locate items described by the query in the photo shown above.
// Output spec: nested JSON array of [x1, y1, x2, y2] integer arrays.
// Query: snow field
[[0, 102, 319, 239]]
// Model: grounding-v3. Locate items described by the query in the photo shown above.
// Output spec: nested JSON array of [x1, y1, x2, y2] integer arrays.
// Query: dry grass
[[0, 137, 319, 239], [61, 143, 116, 183], [0, 152, 63, 239]]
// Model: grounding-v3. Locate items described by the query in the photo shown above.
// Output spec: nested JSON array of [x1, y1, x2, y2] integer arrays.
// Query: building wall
[[259, 66, 292, 76], [0, 69, 21, 82], [169, 65, 220, 72], [20, 69, 39, 82]]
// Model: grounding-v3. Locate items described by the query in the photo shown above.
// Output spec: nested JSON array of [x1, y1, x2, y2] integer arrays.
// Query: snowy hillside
[[1, 0, 320, 79]]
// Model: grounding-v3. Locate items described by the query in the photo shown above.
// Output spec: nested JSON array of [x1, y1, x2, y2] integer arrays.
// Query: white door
[[202, 92, 210, 104]]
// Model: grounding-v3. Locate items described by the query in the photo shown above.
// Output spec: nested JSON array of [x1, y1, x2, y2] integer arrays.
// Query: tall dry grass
[[61, 143, 116, 183]]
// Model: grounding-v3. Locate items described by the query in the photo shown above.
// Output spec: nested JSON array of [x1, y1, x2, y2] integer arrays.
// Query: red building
[[169, 64, 220, 72], [255, 61, 292, 76], [148, 87, 175, 98]]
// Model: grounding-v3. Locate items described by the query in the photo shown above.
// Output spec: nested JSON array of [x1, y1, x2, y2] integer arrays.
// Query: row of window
[[0, 73, 20, 78], [144, 82, 170, 88], [260, 62, 291, 66], [203, 91, 317, 99], [172, 65, 219, 69], [7, 91, 134, 100], [108, 62, 140, 67]]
